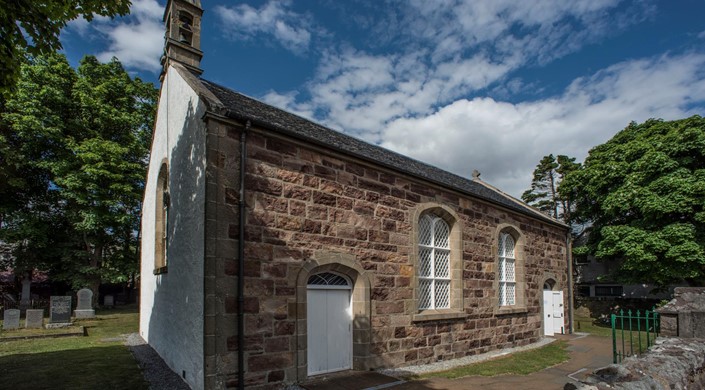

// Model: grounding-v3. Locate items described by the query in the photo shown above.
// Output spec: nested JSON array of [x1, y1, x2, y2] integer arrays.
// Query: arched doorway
[[542, 279, 564, 335], [307, 272, 353, 375]]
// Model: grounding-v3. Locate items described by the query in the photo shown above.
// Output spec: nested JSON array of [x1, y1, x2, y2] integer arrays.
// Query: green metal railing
[[611, 308, 660, 363]]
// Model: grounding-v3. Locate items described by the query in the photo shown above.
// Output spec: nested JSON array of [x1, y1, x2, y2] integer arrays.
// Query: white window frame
[[499, 232, 516, 306], [418, 214, 451, 310]]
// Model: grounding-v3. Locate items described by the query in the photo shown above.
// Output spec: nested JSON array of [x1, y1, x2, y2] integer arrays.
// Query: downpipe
[[238, 121, 250, 390], [566, 231, 574, 334]]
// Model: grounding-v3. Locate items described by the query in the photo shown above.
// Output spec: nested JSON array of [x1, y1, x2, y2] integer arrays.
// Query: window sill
[[153, 266, 168, 275], [494, 306, 527, 316], [412, 309, 467, 322]]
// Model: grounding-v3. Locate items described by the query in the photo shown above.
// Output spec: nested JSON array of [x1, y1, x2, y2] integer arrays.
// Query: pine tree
[[522, 154, 580, 224]]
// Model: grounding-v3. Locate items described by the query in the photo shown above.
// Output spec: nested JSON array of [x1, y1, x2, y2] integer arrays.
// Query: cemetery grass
[[0, 305, 149, 389], [574, 316, 615, 337]]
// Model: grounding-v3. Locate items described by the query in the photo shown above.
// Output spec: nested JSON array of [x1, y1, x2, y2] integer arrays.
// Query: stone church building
[[140, 1, 573, 389]]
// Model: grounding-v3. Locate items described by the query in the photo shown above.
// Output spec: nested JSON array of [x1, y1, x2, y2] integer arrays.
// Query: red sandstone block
[[376, 301, 404, 314], [247, 353, 293, 372], [320, 180, 344, 195], [267, 138, 297, 156], [265, 336, 290, 353], [273, 321, 295, 335], [345, 162, 365, 176], [245, 174, 282, 196], [267, 370, 285, 383], [358, 178, 390, 194], [314, 165, 336, 180], [404, 350, 418, 362], [276, 170, 304, 184], [249, 147, 283, 166], [312, 191, 337, 206], [321, 157, 344, 169]]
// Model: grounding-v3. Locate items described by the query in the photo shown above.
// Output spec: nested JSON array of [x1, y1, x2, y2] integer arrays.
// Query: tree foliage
[[0, 53, 157, 291], [0, 0, 131, 93], [561, 116, 705, 287], [522, 154, 580, 224]]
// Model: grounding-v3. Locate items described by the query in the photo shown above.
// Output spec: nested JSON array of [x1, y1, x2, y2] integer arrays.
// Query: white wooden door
[[543, 290, 564, 335], [552, 291, 564, 334], [307, 286, 352, 375]]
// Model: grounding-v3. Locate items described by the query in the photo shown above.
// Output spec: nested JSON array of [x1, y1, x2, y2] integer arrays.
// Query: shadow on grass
[[0, 343, 149, 390]]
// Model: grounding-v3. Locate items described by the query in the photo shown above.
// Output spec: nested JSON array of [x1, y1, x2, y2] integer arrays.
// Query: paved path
[[302, 333, 612, 390]]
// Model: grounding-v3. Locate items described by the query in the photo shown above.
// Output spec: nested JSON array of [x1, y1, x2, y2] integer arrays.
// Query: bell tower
[[161, 0, 204, 80]]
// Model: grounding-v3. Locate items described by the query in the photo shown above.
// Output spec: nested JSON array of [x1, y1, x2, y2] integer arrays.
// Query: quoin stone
[[74, 288, 95, 319], [3, 309, 20, 330], [50, 296, 72, 324], [25, 309, 44, 329]]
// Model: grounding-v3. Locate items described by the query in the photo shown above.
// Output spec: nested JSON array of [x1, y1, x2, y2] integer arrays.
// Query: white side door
[[543, 290, 553, 336], [543, 290, 565, 335], [552, 291, 564, 334], [307, 285, 352, 376]]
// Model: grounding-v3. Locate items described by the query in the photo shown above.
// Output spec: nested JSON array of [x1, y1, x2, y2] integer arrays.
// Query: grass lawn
[[0, 305, 149, 390], [574, 316, 613, 337], [418, 340, 570, 379]]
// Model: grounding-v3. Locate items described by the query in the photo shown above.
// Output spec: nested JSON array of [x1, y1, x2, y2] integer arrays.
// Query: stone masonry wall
[[209, 121, 569, 389], [566, 338, 705, 390]]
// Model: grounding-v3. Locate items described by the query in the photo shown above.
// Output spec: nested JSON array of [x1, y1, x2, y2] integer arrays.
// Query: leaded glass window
[[499, 232, 515, 306], [418, 214, 451, 310]]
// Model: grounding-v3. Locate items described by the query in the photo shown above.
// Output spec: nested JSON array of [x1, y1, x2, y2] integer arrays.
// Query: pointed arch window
[[418, 214, 451, 310]]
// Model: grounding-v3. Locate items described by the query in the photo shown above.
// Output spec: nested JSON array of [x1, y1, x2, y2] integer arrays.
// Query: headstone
[[74, 288, 95, 319], [25, 309, 44, 329], [20, 278, 31, 309], [104, 295, 114, 307], [3, 309, 20, 330], [50, 296, 72, 324]]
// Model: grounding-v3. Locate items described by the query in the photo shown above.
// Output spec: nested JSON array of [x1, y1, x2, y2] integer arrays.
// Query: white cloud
[[257, 0, 680, 198], [215, 0, 312, 54], [379, 53, 705, 197], [266, 0, 656, 142], [65, 0, 164, 73], [95, 0, 164, 72]]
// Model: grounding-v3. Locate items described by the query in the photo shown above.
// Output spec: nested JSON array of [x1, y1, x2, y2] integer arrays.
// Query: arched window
[[154, 164, 169, 274], [498, 232, 516, 306], [418, 214, 451, 310], [308, 272, 350, 288]]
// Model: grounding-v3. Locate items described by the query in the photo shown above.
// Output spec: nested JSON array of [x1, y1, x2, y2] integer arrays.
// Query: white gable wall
[[140, 66, 207, 390]]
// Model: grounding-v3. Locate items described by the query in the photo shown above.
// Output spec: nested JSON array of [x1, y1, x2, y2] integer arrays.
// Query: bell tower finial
[[161, 0, 204, 81]]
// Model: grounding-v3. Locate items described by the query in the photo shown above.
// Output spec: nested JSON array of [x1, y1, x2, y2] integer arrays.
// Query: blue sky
[[60, 0, 705, 197]]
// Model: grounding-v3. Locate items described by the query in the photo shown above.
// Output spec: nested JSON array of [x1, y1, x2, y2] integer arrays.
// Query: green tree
[[522, 154, 581, 224], [0, 53, 157, 295], [562, 116, 705, 287], [0, 0, 131, 93]]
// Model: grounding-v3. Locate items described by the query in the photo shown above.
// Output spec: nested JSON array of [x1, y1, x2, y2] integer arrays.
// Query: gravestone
[[74, 288, 95, 319], [25, 309, 44, 329], [50, 296, 72, 324], [104, 295, 114, 307], [3, 309, 20, 330]]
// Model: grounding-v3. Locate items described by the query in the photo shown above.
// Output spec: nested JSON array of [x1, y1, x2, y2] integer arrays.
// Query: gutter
[[238, 121, 250, 390]]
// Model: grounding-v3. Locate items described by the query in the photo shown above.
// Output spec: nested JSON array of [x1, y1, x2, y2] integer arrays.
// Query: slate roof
[[200, 78, 567, 229]]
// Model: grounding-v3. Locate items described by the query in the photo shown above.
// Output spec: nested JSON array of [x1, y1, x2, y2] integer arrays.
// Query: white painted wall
[[140, 66, 206, 390]]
